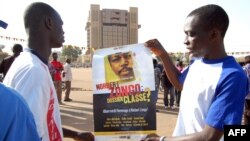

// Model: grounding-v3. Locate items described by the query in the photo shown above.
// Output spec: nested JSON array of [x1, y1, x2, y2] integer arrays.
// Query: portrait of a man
[[104, 51, 136, 83]]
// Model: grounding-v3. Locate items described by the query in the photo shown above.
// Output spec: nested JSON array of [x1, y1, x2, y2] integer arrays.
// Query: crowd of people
[[153, 58, 184, 110], [0, 2, 249, 141], [242, 55, 250, 125]]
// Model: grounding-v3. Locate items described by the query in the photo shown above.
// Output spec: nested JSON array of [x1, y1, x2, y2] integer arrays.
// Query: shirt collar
[[26, 48, 48, 65]]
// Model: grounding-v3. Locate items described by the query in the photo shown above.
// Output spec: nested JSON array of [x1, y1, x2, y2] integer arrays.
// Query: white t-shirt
[[63, 63, 72, 81], [3, 50, 63, 141]]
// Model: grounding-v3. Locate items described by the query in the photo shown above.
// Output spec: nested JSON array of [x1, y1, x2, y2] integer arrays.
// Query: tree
[[61, 45, 82, 61]]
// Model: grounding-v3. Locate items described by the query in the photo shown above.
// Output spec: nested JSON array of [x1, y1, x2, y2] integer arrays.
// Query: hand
[[74, 132, 94, 141], [141, 133, 161, 141], [144, 39, 165, 56]]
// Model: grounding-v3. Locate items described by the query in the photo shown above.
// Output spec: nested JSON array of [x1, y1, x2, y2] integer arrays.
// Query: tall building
[[85, 4, 140, 50]]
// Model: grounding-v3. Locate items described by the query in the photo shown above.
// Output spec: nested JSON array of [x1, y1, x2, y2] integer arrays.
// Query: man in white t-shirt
[[143, 4, 248, 141], [63, 58, 73, 101], [3, 2, 93, 141]]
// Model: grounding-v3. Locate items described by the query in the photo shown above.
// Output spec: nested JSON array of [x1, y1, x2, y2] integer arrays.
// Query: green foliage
[[61, 45, 82, 61]]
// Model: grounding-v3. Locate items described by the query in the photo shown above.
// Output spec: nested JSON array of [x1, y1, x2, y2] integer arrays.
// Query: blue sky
[[0, 0, 250, 53]]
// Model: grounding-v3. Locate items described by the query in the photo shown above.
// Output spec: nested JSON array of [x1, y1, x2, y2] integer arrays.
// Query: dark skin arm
[[145, 39, 182, 91], [142, 125, 223, 141], [63, 128, 94, 141]]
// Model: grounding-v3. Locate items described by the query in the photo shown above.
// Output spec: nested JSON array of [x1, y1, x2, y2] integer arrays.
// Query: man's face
[[52, 53, 58, 60], [51, 11, 65, 48], [108, 52, 134, 79], [183, 15, 211, 58]]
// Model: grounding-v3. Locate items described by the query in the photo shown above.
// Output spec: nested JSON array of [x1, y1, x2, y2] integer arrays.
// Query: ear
[[44, 16, 53, 30], [210, 28, 221, 40]]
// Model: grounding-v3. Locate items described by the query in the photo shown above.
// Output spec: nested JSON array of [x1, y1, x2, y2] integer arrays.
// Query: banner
[[92, 43, 156, 141]]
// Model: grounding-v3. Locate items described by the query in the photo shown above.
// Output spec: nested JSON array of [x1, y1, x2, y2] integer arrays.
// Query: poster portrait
[[92, 43, 156, 141]]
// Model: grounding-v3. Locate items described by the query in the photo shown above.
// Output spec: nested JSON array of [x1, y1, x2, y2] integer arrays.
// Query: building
[[84, 4, 140, 66], [85, 4, 140, 50]]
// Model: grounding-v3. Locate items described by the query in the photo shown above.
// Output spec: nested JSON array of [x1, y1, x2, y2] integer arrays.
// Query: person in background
[[243, 55, 250, 125], [0, 44, 23, 80], [143, 4, 248, 141], [176, 60, 184, 72], [63, 58, 72, 102], [48, 62, 56, 81], [51, 52, 64, 104], [174, 60, 184, 107], [157, 62, 164, 92], [3, 2, 93, 141], [157, 62, 164, 73], [153, 59, 161, 107], [161, 70, 175, 109]]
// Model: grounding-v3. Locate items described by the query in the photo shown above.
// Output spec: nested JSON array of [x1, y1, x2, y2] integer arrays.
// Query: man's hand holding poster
[[92, 43, 156, 141]]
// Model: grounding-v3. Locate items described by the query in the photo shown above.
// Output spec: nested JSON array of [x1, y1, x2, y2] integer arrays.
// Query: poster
[[92, 43, 156, 141]]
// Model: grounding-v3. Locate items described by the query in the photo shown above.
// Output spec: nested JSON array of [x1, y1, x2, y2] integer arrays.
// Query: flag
[[0, 20, 8, 29]]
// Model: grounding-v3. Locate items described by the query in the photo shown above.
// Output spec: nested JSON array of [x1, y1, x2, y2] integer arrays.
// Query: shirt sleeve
[[0, 86, 40, 141], [205, 71, 248, 131], [179, 66, 189, 85], [60, 62, 64, 70]]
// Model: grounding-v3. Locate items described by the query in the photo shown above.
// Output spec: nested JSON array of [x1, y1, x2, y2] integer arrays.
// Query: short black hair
[[12, 44, 23, 53], [52, 52, 57, 56], [188, 4, 229, 37], [24, 2, 57, 30], [66, 58, 71, 63], [153, 58, 158, 67], [176, 61, 183, 66]]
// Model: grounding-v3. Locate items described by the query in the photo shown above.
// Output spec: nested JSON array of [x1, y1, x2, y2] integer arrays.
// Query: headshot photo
[[104, 51, 136, 83]]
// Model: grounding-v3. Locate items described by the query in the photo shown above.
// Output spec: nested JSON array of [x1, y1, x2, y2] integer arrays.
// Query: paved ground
[[61, 68, 178, 141]]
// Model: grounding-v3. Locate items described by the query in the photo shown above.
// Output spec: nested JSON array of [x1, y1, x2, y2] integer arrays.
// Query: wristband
[[160, 136, 167, 141]]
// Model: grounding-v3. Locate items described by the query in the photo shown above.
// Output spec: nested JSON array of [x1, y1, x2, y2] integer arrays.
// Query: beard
[[118, 67, 134, 78]]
